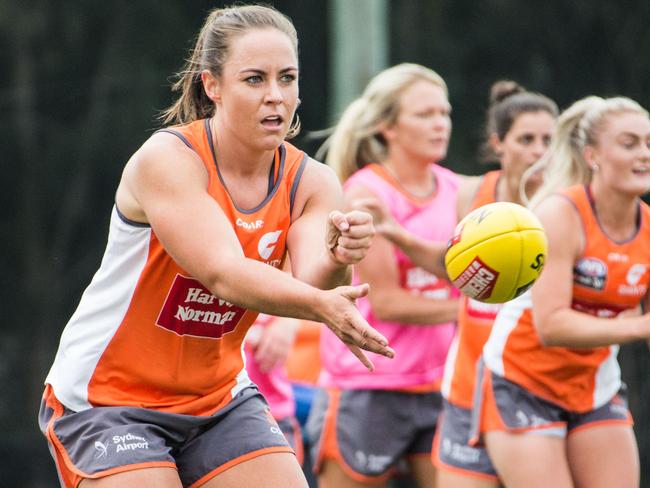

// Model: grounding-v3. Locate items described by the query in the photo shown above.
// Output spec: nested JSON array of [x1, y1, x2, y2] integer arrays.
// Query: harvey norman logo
[[156, 275, 246, 338]]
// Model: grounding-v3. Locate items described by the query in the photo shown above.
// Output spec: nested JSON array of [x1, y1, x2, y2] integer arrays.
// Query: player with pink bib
[[306, 63, 459, 488]]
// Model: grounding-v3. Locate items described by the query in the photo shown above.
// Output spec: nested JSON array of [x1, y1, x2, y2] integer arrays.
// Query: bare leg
[[437, 468, 499, 488], [318, 459, 387, 488], [567, 424, 639, 488], [79, 467, 182, 488], [407, 456, 437, 488], [484, 431, 573, 488], [201, 452, 307, 488]]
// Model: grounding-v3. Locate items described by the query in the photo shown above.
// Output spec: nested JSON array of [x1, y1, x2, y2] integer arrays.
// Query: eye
[[280, 73, 297, 83], [542, 135, 552, 147], [245, 75, 263, 84], [620, 138, 636, 149], [518, 134, 534, 145]]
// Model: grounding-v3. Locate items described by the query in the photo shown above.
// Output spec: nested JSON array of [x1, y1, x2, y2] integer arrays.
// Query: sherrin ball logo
[[444, 202, 548, 304]]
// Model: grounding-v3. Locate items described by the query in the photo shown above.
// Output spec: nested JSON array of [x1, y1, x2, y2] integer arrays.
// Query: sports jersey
[[441, 170, 502, 408], [320, 163, 459, 390], [46, 119, 307, 416], [483, 184, 650, 412]]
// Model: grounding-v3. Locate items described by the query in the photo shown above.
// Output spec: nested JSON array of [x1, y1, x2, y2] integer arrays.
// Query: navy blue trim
[[154, 129, 194, 150], [204, 118, 286, 214], [115, 205, 150, 228], [585, 184, 641, 244], [268, 159, 276, 195], [290, 154, 309, 216]]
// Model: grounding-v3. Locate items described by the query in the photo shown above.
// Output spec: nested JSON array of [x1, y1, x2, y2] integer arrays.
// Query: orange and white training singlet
[[46, 119, 307, 417], [441, 171, 502, 408], [483, 184, 650, 412]]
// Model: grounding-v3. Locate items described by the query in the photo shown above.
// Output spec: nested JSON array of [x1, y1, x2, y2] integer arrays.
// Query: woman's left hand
[[326, 210, 375, 265]]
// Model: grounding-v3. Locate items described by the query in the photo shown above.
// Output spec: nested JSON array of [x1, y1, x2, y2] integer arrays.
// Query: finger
[[329, 210, 350, 231], [340, 283, 370, 301], [345, 343, 375, 371], [341, 209, 374, 226], [339, 222, 374, 239], [336, 235, 372, 249]]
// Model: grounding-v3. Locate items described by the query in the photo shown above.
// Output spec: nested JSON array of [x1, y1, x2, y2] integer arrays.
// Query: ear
[[379, 121, 395, 143], [488, 133, 503, 156], [201, 70, 221, 103], [583, 145, 597, 167]]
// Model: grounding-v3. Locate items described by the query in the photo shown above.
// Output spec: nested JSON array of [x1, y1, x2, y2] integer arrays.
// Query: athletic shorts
[[471, 366, 633, 442], [277, 416, 304, 466], [432, 400, 497, 481], [305, 388, 442, 482], [39, 384, 293, 488]]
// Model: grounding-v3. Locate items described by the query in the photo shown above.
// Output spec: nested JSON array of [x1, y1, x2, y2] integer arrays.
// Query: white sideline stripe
[[483, 291, 531, 376], [46, 207, 151, 411]]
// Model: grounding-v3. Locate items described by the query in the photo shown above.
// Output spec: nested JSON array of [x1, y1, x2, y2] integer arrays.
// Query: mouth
[[261, 114, 284, 130], [632, 165, 650, 175]]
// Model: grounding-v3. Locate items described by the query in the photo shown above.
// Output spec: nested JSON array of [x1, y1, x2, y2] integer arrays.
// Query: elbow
[[368, 294, 398, 322], [535, 320, 563, 347]]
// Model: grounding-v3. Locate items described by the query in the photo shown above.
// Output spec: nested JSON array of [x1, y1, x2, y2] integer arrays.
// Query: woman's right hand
[[319, 283, 395, 371]]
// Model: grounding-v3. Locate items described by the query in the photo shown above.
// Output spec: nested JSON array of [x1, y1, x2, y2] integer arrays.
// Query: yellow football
[[445, 202, 548, 304]]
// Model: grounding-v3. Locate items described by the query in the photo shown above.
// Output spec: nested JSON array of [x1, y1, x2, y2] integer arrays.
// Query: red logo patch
[[156, 274, 246, 338], [451, 257, 499, 300]]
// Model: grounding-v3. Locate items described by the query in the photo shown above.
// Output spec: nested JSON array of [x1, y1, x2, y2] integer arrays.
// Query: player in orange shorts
[[476, 95, 650, 488], [37, 5, 394, 488]]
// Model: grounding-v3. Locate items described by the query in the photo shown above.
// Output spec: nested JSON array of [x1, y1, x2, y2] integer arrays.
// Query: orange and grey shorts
[[38, 385, 294, 487], [471, 365, 633, 444], [432, 400, 498, 481], [305, 387, 442, 483]]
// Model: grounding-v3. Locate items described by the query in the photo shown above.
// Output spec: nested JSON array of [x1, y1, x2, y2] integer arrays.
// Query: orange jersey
[[46, 119, 308, 416], [483, 184, 650, 412], [286, 320, 322, 385], [441, 170, 502, 408]]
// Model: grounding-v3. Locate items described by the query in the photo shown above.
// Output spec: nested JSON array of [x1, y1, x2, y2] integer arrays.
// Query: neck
[[498, 173, 526, 205], [590, 180, 639, 240], [211, 117, 275, 178], [382, 154, 437, 198]]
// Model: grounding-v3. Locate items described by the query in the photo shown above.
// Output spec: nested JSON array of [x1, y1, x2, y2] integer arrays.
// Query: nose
[[531, 139, 547, 159], [264, 80, 283, 104], [433, 114, 451, 131]]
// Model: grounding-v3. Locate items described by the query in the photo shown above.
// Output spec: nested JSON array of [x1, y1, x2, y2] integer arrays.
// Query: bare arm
[[286, 159, 373, 289], [351, 174, 481, 279], [117, 135, 393, 368], [532, 195, 650, 347], [346, 185, 458, 325]]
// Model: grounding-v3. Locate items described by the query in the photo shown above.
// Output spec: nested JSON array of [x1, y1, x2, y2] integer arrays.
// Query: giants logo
[[258, 230, 282, 260], [156, 275, 246, 338]]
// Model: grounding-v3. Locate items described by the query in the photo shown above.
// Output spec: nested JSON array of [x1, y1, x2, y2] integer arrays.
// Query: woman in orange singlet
[[38, 5, 393, 488], [478, 96, 650, 488]]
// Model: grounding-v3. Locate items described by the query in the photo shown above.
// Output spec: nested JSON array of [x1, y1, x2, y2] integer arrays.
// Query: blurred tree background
[[2, 0, 649, 485]]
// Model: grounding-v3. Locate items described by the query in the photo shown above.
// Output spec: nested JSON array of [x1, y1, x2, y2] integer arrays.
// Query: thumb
[[345, 283, 370, 300], [329, 210, 350, 231]]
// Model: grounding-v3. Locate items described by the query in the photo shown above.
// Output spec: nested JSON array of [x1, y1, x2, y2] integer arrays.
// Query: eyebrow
[[239, 66, 298, 75]]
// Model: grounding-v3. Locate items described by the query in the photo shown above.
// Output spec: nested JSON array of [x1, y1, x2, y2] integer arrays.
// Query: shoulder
[[290, 157, 343, 218], [135, 131, 204, 172], [456, 175, 483, 218], [298, 157, 341, 190], [535, 193, 584, 255]]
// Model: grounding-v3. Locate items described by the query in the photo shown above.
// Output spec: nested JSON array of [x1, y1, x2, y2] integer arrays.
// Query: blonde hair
[[525, 95, 648, 208], [161, 4, 300, 138], [319, 63, 448, 182]]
